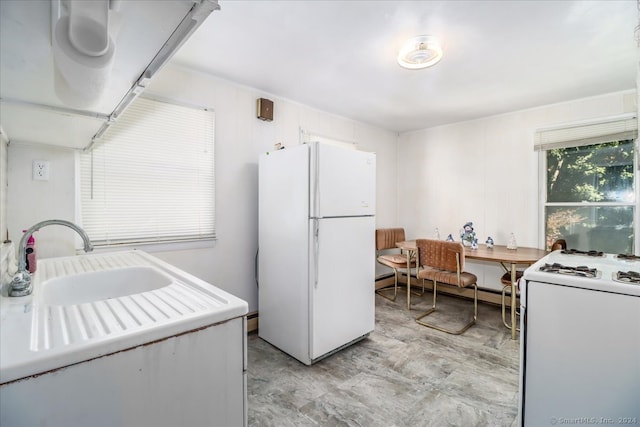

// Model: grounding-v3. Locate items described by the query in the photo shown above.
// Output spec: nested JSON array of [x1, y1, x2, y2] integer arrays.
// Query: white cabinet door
[[310, 216, 375, 360]]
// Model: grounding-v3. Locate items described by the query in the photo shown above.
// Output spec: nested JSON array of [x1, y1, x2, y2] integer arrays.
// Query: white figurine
[[485, 236, 494, 249], [460, 222, 476, 247]]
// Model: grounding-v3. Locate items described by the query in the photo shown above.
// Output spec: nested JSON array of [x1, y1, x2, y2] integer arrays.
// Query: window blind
[[534, 115, 637, 151], [79, 97, 215, 246]]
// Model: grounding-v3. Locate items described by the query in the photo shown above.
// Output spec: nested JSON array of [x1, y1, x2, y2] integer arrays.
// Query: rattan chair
[[375, 228, 419, 302], [415, 239, 478, 335], [550, 239, 567, 252]]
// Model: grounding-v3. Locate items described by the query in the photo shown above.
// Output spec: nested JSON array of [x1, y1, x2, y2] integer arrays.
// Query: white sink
[[1, 250, 249, 385], [42, 266, 173, 306]]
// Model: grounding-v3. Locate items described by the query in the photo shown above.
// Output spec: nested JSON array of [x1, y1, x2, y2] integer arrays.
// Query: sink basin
[[41, 266, 173, 306]]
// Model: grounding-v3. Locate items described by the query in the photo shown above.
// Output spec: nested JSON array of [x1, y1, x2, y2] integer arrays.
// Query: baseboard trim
[[375, 273, 519, 308], [247, 311, 258, 333]]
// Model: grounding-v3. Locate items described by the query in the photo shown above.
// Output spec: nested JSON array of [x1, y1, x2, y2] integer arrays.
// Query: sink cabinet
[[0, 317, 247, 427]]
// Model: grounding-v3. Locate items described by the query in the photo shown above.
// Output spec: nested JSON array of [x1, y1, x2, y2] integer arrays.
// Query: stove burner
[[561, 249, 604, 257], [616, 254, 640, 261], [539, 263, 598, 278], [615, 271, 640, 285]]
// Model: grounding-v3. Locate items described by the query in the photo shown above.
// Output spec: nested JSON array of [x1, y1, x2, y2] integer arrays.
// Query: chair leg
[[406, 272, 425, 308], [501, 285, 520, 332], [376, 269, 399, 301], [473, 282, 478, 323], [415, 282, 477, 335], [408, 267, 425, 297], [377, 268, 423, 304]]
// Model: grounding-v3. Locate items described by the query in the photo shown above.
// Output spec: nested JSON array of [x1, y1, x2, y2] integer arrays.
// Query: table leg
[[511, 263, 517, 340]]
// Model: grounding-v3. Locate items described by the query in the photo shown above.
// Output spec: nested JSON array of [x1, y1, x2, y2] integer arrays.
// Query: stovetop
[[523, 249, 640, 296]]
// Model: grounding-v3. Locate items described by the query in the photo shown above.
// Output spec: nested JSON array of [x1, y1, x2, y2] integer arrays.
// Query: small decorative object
[[485, 236, 494, 249], [460, 221, 476, 247], [446, 234, 454, 242], [507, 232, 518, 250], [434, 227, 441, 240], [274, 142, 285, 150], [471, 238, 478, 250]]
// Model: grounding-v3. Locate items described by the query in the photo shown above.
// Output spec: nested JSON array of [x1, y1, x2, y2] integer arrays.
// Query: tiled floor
[[247, 289, 521, 426]]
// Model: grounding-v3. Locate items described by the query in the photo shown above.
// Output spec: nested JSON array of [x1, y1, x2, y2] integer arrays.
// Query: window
[[79, 97, 215, 246], [536, 115, 637, 253]]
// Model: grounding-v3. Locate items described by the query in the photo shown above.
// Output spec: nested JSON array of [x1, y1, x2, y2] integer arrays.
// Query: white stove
[[519, 249, 640, 426]]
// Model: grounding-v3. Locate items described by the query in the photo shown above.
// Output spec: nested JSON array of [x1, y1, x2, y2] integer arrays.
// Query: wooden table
[[396, 241, 547, 339]]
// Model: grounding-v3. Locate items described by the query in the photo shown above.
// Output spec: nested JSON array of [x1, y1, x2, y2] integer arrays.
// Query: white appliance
[[519, 249, 640, 426], [258, 142, 376, 365]]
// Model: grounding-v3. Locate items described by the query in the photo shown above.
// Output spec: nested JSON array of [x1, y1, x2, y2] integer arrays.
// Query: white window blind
[[79, 97, 215, 246], [534, 115, 637, 151]]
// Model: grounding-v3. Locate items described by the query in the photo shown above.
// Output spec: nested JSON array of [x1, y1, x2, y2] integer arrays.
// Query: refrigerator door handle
[[313, 219, 319, 289]]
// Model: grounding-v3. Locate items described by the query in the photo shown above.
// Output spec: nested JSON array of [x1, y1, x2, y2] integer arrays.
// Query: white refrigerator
[[258, 141, 376, 365]]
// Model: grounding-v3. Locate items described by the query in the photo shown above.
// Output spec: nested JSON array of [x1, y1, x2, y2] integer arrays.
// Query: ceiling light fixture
[[397, 35, 443, 70]]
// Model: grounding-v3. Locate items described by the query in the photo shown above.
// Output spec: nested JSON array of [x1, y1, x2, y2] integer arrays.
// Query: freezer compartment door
[[310, 142, 376, 218], [310, 216, 375, 360]]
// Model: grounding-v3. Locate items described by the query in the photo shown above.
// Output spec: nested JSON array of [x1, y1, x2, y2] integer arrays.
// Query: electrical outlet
[[33, 160, 50, 181]]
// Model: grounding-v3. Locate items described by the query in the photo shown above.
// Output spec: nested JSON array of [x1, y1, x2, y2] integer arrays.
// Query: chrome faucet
[[9, 219, 94, 297]]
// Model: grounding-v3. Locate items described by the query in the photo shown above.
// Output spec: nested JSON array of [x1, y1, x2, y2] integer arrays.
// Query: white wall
[[6, 144, 77, 259], [397, 89, 636, 290], [5, 63, 399, 311]]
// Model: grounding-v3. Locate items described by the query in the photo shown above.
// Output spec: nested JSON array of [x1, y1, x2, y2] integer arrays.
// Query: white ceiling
[[170, 0, 638, 133]]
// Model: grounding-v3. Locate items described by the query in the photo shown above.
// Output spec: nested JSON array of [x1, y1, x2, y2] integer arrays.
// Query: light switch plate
[[33, 160, 50, 181]]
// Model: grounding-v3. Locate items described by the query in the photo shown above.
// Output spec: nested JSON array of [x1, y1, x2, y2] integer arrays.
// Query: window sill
[[81, 238, 217, 255]]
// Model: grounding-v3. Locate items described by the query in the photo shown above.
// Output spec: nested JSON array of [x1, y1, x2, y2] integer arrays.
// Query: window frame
[[538, 136, 639, 253]]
